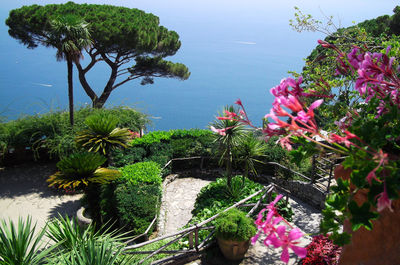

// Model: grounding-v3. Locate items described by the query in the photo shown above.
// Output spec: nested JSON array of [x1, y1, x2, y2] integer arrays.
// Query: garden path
[[159, 175, 212, 236], [0, 162, 82, 234]]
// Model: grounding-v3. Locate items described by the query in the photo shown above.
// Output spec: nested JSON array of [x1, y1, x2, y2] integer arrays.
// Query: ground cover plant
[[301, 234, 341, 265]]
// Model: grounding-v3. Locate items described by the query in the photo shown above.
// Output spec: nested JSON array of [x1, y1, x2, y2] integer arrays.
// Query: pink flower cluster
[[252, 194, 307, 263], [336, 45, 400, 116]]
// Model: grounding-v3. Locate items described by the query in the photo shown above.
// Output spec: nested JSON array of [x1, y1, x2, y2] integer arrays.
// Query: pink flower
[[366, 170, 381, 185], [376, 184, 393, 212], [210, 126, 226, 136], [269, 226, 307, 263], [235, 99, 243, 106]]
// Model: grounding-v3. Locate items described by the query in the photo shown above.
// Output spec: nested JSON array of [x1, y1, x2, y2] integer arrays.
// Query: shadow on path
[[0, 162, 58, 199]]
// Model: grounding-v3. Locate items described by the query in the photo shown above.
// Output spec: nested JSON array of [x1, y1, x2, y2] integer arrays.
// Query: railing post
[[326, 161, 334, 194], [310, 155, 316, 184], [189, 231, 194, 249], [195, 227, 199, 251]]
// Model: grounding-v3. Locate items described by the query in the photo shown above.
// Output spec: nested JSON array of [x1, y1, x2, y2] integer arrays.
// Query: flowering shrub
[[301, 234, 341, 265], [212, 39, 400, 261], [251, 194, 307, 263]]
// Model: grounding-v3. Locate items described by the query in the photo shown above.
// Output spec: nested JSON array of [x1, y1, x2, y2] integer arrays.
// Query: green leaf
[[348, 201, 379, 231]]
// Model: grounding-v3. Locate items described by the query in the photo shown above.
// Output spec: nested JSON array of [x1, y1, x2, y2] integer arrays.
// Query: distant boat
[[32, 83, 53, 87], [234, 41, 256, 45]]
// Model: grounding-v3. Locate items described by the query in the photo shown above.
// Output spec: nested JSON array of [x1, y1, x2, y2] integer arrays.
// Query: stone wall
[[265, 176, 327, 209]]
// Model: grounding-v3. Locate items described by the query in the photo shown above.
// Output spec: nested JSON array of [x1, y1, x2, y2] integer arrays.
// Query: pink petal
[[251, 232, 260, 244], [280, 247, 290, 263], [267, 232, 282, 248], [288, 228, 303, 241], [291, 245, 307, 258], [309, 99, 324, 110], [276, 225, 286, 238], [271, 194, 283, 206], [235, 99, 243, 106]]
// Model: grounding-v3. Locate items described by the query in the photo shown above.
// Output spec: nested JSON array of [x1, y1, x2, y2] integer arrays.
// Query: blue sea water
[[0, 0, 399, 130]]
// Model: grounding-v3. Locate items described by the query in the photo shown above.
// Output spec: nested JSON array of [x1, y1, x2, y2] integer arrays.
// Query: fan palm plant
[[75, 113, 131, 164], [47, 15, 92, 126], [0, 217, 56, 265], [211, 105, 246, 187], [47, 152, 120, 223]]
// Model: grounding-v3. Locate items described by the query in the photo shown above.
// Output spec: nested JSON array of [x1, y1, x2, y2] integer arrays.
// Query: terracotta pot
[[217, 237, 250, 260], [334, 165, 400, 265]]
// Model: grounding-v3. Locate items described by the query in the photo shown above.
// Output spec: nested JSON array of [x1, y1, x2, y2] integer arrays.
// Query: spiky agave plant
[[75, 113, 131, 157]]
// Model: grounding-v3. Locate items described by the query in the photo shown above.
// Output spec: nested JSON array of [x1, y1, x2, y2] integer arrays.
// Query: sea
[[0, 0, 398, 131]]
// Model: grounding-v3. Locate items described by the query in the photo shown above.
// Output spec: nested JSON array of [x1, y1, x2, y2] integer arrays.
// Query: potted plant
[[215, 208, 256, 260]]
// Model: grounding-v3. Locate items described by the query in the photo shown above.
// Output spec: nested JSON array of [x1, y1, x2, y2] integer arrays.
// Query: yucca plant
[[75, 113, 131, 159], [211, 105, 246, 187], [46, 215, 130, 257], [0, 217, 55, 265], [47, 152, 121, 223], [235, 133, 267, 184], [52, 239, 132, 265]]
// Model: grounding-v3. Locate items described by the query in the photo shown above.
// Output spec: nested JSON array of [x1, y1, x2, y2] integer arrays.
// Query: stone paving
[[159, 176, 212, 235], [0, 162, 82, 233]]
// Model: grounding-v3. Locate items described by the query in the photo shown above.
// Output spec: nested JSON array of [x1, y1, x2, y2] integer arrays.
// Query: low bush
[[120, 161, 162, 185], [301, 234, 342, 265], [111, 129, 216, 169], [100, 161, 162, 236], [114, 182, 162, 236], [215, 208, 256, 242]]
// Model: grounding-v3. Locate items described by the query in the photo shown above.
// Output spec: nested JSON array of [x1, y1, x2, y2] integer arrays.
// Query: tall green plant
[[47, 15, 92, 126], [0, 217, 55, 265], [236, 133, 267, 184], [211, 105, 246, 187]]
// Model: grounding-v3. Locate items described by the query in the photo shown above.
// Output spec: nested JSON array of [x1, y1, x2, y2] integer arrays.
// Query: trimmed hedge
[[114, 182, 161, 236], [120, 161, 162, 185], [100, 161, 162, 237], [110, 129, 216, 168]]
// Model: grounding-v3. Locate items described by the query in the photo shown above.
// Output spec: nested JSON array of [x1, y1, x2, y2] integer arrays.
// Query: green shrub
[[190, 176, 293, 224], [110, 147, 147, 167], [215, 208, 256, 241], [120, 162, 162, 185], [181, 176, 293, 247], [130, 131, 173, 146], [114, 182, 161, 235], [112, 129, 215, 168], [0, 106, 148, 162]]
